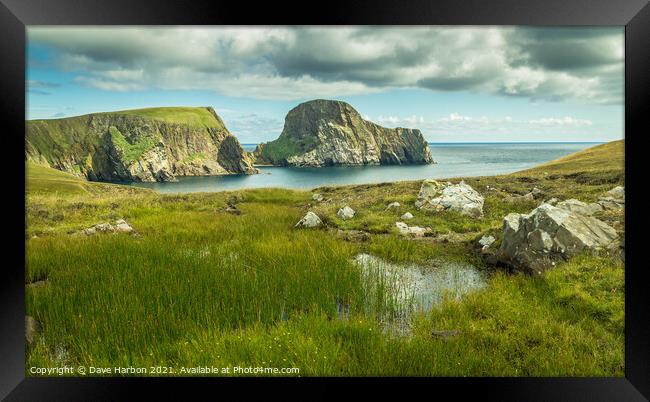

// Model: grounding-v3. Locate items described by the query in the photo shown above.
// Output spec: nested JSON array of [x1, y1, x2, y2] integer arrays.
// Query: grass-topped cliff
[[25, 141, 624, 376], [26, 106, 258, 183]]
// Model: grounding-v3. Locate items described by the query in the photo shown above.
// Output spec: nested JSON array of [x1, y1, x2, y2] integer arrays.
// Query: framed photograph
[[1, 0, 648, 399]]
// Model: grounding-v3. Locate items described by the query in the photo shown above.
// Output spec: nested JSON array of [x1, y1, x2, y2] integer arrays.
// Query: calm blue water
[[129, 143, 599, 193]]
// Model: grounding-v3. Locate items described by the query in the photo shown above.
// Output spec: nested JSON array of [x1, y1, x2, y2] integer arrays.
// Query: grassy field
[[25, 140, 624, 376]]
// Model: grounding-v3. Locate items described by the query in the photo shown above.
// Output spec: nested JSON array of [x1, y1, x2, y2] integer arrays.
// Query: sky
[[26, 26, 624, 143]]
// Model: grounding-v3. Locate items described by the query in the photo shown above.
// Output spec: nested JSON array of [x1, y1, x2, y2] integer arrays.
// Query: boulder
[[556, 199, 603, 216], [499, 203, 619, 274], [395, 222, 430, 237], [295, 212, 323, 228], [312, 193, 324, 202], [337, 206, 355, 220], [415, 180, 484, 218], [401, 212, 414, 220]]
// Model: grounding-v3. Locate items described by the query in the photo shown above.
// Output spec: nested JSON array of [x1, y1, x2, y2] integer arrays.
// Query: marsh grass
[[25, 141, 625, 376]]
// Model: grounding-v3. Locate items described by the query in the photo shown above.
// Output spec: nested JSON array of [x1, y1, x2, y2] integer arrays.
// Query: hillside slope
[[26, 106, 258, 182]]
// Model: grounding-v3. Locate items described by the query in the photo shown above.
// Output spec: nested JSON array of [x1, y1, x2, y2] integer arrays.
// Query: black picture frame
[[1, 0, 648, 400]]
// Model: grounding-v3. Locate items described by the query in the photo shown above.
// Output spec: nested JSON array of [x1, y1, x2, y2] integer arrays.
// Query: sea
[[128, 142, 599, 193]]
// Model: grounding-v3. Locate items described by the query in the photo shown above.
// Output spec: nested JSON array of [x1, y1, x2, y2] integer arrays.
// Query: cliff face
[[26, 107, 258, 182], [255, 100, 434, 167]]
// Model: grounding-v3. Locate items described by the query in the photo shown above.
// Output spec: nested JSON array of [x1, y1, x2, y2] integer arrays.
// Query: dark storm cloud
[[507, 27, 623, 72], [27, 27, 623, 103]]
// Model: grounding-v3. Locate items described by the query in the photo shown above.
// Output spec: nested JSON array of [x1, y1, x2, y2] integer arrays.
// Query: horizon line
[[241, 141, 609, 145]]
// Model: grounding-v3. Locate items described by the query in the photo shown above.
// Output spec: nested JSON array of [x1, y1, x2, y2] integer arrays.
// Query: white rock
[[115, 220, 134, 233], [312, 193, 324, 202], [386, 202, 401, 210], [295, 212, 323, 228], [401, 212, 414, 220], [478, 235, 496, 247], [337, 206, 355, 220], [415, 180, 484, 218], [395, 222, 429, 237]]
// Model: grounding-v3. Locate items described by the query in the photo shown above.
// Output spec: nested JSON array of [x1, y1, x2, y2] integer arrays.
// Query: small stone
[[115, 222, 134, 233], [431, 330, 462, 340], [337, 206, 355, 220], [529, 187, 544, 199], [478, 235, 496, 247], [312, 193, 324, 202], [395, 222, 429, 237], [386, 202, 401, 210], [224, 206, 241, 215], [26, 280, 48, 289], [401, 212, 414, 220], [25, 316, 42, 346], [83, 227, 96, 236], [337, 229, 370, 242]]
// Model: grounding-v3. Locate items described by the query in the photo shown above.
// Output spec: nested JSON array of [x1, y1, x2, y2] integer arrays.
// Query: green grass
[[25, 141, 625, 376], [109, 126, 159, 165], [258, 134, 317, 164], [105, 106, 225, 129]]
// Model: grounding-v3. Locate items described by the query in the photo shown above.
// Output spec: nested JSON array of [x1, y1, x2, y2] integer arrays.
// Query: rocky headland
[[254, 99, 434, 167], [26, 107, 258, 182]]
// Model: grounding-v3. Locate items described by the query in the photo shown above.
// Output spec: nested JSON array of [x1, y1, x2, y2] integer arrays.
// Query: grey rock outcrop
[[499, 203, 619, 274], [255, 100, 434, 167], [415, 180, 484, 218], [26, 107, 258, 182], [295, 212, 323, 228], [597, 186, 625, 210], [83, 219, 134, 235]]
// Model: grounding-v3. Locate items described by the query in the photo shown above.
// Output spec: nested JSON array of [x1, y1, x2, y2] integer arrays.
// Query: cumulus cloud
[[374, 115, 425, 125], [528, 116, 593, 126], [27, 26, 623, 103]]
